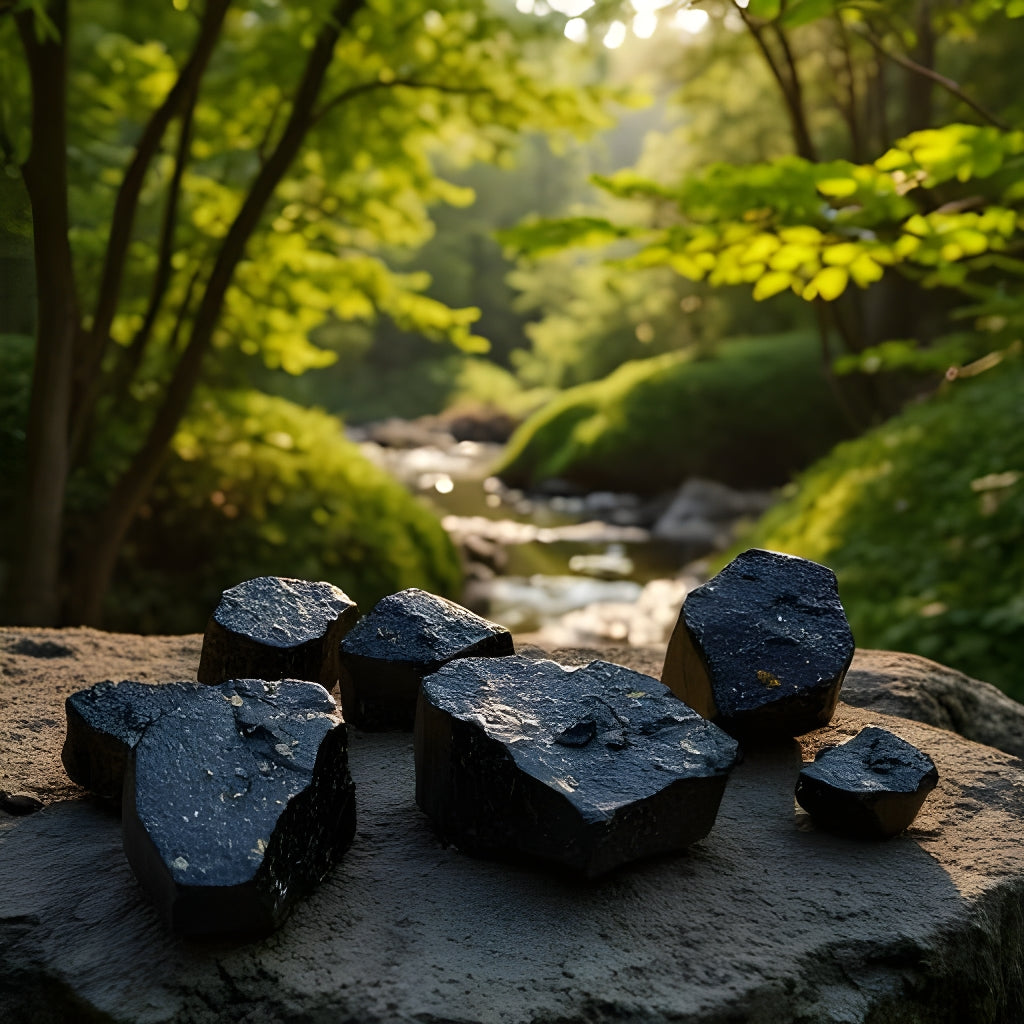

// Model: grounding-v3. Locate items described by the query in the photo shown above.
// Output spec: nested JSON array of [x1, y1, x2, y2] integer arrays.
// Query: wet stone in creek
[[339, 588, 513, 730], [63, 677, 356, 937], [795, 726, 939, 839], [414, 655, 740, 877], [662, 548, 854, 740], [197, 576, 359, 690]]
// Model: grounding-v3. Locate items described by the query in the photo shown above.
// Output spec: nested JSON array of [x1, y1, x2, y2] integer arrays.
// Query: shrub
[[496, 332, 853, 493], [109, 390, 463, 633], [735, 356, 1024, 696]]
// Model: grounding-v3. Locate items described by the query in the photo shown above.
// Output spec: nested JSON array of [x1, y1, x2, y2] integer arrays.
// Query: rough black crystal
[[339, 588, 514, 730], [63, 680, 203, 802], [197, 576, 358, 690], [662, 548, 854, 740], [63, 678, 356, 936], [795, 726, 939, 839], [415, 655, 740, 877]]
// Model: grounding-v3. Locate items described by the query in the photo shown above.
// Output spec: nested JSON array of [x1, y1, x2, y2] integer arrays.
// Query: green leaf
[[803, 266, 849, 301], [779, 0, 837, 29], [746, 0, 782, 18], [753, 271, 794, 300]]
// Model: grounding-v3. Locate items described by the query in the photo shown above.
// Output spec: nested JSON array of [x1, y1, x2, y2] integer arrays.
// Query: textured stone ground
[[2, 628, 1024, 1023]]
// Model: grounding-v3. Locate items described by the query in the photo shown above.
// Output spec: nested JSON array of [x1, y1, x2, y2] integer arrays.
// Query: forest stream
[[350, 420, 776, 647]]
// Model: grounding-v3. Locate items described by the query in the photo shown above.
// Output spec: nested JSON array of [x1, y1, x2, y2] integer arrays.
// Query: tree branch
[[313, 77, 489, 127], [77, 0, 230, 411], [735, 2, 817, 160], [72, 0, 370, 624], [71, 80, 201, 466], [856, 25, 1009, 131]]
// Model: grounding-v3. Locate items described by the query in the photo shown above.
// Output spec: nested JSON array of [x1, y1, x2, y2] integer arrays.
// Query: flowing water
[[353, 429, 771, 646]]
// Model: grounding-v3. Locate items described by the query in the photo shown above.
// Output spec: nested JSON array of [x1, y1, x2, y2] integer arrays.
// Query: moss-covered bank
[[736, 357, 1024, 697], [496, 332, 853, 493]]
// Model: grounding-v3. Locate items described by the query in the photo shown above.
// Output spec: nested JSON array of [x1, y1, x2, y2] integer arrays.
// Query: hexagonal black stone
[[662, 548, 854, 740], [415, 656, 740, 877], [62, 678, 356, 937], [339, 588, 514, 730], [197, 576, 358, 690], [795, 726, 939, 839]]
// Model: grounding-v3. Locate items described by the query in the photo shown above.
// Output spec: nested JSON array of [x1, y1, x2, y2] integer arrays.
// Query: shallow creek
[[352, 430, 770, 647]]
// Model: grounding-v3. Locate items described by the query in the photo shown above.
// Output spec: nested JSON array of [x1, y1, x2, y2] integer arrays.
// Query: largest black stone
[[339, 588, 514, 730], [63, 678, 356, 937], [415, 656, 740, 877], [198, 576, 358, 689], [662, 548, 854, 740]]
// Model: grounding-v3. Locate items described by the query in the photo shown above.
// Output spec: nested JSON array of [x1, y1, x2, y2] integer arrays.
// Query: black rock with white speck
[[795, 726, 939, 838], [662, 548, 854, 740], [63, 677, 356, 937], [63, 680, 203, 802], [339, 588, 514, 730], [197, 576, 358, 690], [415, 655, 740, 877]]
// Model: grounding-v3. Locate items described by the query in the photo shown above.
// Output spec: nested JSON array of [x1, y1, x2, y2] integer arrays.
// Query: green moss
[[496, 332, 853, 493], [107, 390, 462, 634], [736, 357, 1024, 697]]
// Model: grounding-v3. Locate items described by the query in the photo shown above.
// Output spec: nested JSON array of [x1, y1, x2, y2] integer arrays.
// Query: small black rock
[[63, 680, 204, 802], [662, 548, 854, 740], [197, 576, 358, 690], [339, 588, 514, 730], [63, 678, 356, 936], [415, 656, 740, 877], [0, 792, 44, 815], [795, 726, 939, 839]]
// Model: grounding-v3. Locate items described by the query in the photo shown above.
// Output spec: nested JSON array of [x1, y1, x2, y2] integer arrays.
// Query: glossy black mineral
[[662, 548, 854, 740], [339, 588, 514, 730], [63, 679, 203, 802], [63, 678, 356, 936], [415, 655, 740, 877], [795, 726, 939, 839], [197, 576, 358, 689]]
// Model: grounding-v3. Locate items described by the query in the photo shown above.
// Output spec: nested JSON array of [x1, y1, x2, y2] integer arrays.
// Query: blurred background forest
[[1, 0, 1022, 695]]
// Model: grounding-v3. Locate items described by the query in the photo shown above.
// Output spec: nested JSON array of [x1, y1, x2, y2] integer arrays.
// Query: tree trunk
[[10, 1, 78, 626], [66, 0, 368, 625]]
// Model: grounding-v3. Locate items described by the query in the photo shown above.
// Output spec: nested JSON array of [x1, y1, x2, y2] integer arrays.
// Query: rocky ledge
[[2, 627, 1024, 1024]]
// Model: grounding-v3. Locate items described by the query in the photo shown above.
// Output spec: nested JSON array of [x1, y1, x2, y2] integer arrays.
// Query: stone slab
[[3, 629, 1024, 1023]]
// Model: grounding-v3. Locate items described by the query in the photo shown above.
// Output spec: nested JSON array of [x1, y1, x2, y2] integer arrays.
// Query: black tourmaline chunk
[[415, 656, 740, 877], [197, 576, 358, 690], [339, 588, 514, 730], [795, 726, 939, 839], [63, 680, 203, 802], [63, 678, 356, 937], [661, 548, 854, 740]]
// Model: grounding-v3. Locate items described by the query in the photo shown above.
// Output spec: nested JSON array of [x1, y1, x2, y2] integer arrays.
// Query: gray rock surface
[[3, 628, 1024, 1023], [415, 656, 739, 876]]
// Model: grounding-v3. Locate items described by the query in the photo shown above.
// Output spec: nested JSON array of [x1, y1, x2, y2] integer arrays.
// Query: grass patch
[[496, 332, 853, 493], [735, 356, 1024, 696]]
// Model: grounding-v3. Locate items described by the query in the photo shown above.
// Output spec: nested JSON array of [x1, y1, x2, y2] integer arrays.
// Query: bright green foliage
[[496, 332, 852, 493], [734, 355, 1024, 696], [109, 390, 463, 634], [503, 124, 1024, 309]]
